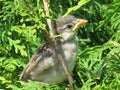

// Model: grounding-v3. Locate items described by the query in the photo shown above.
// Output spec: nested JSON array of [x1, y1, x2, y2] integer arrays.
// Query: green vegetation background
[[0, 0, 120, 90]]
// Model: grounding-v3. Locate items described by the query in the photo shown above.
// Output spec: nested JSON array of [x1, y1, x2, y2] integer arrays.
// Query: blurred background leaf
[[0, 0, 120, 90]]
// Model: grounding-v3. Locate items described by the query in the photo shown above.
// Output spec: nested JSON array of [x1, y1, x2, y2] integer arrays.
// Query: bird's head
[[56, 15, 87, 42]]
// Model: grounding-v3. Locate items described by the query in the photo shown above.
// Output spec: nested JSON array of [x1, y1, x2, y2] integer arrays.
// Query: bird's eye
[[66, 24, 73, 29]]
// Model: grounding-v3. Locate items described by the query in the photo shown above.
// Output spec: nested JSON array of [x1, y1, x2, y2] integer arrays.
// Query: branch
[[53, 22, 74, 89], [43, 0, 74, 89], [56, 43, 74, 89], [43, 0, 53, 37]]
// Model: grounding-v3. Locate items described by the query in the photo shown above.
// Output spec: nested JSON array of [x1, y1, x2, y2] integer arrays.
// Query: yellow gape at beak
[[72, 19, 88, 32]]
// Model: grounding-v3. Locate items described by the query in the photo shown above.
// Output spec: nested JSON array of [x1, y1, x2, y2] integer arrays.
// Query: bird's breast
[[62, 41, 77, 52], [62, 41, 77, 71]]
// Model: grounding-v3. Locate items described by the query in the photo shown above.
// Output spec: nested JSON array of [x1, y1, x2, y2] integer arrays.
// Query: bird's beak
[[72, 19, 88, 32]]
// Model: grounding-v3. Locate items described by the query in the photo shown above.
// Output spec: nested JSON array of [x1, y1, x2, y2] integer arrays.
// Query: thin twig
[[43, 0, 74, 89], [43, 0, 53, 36], [53, 22, 74, 89]]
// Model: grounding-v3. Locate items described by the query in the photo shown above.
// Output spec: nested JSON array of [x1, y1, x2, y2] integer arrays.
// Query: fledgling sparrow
[[20, 15, 87, 83]]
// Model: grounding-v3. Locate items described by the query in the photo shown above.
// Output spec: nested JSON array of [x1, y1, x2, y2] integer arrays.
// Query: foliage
[[0, 0, 120, 90]]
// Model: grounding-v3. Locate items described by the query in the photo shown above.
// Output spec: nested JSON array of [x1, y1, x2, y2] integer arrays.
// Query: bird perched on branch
[[20, 15, 87, 83]]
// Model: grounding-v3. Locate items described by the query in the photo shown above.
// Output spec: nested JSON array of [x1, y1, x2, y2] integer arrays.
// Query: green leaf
[[0, 76, 11, 84], [64, 0, 90, 16]]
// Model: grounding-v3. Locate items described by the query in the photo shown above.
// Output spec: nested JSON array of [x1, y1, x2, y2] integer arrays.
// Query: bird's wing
[[20, 42, 54, 81]]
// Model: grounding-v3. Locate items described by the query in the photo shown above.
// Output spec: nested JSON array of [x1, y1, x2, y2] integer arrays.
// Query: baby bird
[[20, 15, 87, 83]]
